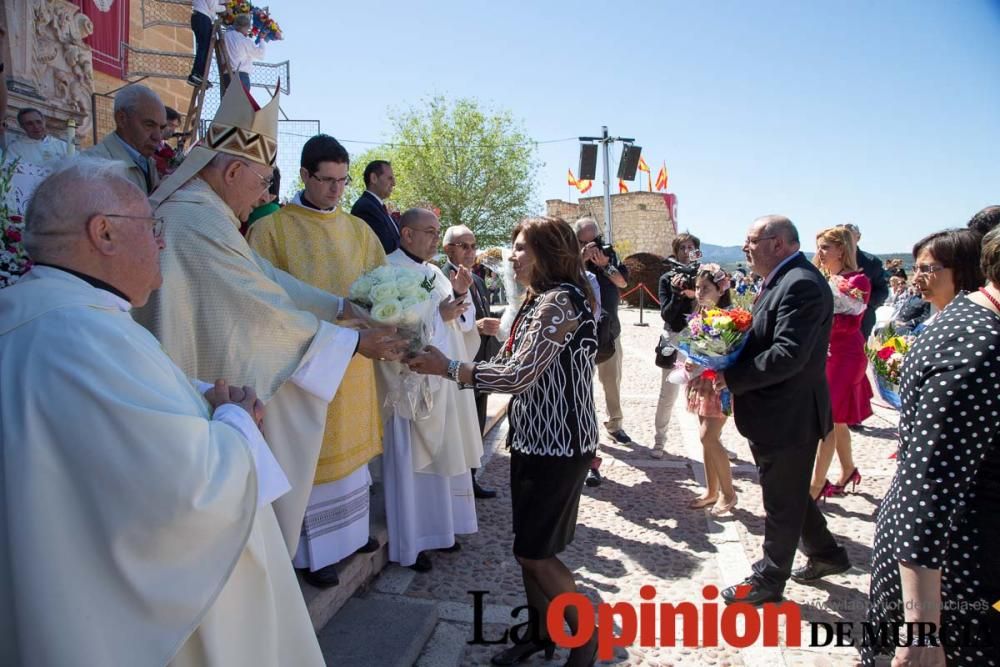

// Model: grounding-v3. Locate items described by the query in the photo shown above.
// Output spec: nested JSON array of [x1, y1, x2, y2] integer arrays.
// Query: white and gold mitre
[[205, 82, 279, 167], [150, 84, 280, 207]]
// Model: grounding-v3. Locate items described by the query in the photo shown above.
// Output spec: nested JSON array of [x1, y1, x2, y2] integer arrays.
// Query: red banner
[[74, 0, 130, 79], [662, 193, 678, 234]]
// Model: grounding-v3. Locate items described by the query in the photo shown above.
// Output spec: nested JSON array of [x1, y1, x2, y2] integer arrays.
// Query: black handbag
[[654, 330, 679, 369]]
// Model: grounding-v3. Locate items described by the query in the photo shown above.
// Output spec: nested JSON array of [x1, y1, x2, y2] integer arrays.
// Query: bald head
[[113, 84, 165, 157], [24, 158, 165, 305], [399, 208, 441, 262], [743, 215, 800, 278], [25, 159, 147, 262]]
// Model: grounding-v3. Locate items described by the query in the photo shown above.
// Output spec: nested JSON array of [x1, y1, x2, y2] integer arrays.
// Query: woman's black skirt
[[509, 450, 592, 559]]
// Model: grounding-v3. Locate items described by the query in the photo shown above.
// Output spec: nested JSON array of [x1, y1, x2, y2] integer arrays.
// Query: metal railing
[[140, 0, 191, 30]]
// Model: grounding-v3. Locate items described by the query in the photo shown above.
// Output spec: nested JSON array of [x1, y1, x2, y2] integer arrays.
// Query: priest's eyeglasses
[[105, 214, 165, 239], [310, 173, 352, 188]]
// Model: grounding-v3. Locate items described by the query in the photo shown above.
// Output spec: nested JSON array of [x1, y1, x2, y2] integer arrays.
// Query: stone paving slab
[[386, 307, 898, 666]]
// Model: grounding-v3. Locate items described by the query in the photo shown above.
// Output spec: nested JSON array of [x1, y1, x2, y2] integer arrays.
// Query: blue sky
[[262, 1, 1000, 253]]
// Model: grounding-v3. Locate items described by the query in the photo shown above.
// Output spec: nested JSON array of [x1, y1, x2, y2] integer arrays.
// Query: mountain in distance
[[696, 243, 909, 273]]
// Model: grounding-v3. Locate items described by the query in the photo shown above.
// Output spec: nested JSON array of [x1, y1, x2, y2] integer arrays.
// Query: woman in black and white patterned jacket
[[408, 216, 600, 667]]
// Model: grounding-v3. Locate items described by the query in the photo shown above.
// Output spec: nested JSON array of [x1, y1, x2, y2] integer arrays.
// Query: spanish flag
[[577, 179, 593, 194], [637, 157, 650, 173], [567, 169, 579, 187], [655, 163, 668, 191], [618, 178, 629, 194]]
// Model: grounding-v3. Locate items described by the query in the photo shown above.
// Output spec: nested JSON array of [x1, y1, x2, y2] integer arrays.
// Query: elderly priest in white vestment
[[132, 83, 407, 560], [0, 160, 324, 666], [378, 208, 484, 572]]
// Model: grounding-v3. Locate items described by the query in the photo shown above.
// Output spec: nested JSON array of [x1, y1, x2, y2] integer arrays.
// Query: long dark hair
[[511, 216, 597, 312]]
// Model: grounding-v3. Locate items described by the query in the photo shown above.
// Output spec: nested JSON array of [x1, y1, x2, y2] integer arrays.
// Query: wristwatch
[[604, 265, 619, 277]]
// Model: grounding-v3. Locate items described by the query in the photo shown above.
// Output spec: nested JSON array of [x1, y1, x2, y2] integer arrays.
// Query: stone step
[[301, 511, 389, 632], [317, 596, 438, 667], [303, 393, 508, 640]]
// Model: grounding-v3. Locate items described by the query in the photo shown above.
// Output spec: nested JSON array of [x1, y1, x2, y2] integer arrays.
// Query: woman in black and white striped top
[[408, 216, 600, 667]]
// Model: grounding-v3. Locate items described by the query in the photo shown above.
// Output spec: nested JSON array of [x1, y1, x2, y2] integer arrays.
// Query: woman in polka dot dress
[[864, 228, 999, 666]]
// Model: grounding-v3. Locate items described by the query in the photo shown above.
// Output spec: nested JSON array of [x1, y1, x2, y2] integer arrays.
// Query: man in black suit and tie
[[443, 224, 501, 499], [351, 160, 400, 254], [707, 215, 850, 605]]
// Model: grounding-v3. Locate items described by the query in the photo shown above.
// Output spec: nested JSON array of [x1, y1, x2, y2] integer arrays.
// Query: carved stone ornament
[[2, 0, 95, 141]]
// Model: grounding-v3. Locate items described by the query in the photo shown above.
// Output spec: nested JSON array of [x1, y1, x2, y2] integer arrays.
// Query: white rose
[[399, 295, 421, 311], [371, 282, 401, 303], [370, 265, 396, 284], [349, 275, 375, 303], [396, 281, 424, 299], [371, 299, 403, 323]]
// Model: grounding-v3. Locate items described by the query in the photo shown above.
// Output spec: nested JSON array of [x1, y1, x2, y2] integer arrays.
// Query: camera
[[665, 255, 701, 291], [592, 236, 616, 260]]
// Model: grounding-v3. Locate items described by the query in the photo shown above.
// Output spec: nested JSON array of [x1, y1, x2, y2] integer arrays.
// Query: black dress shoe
[[607, 429, 632, 443], [355, 537, 379, 554], [409, 551, 433, 573], [721, 578, 783, 606], [585, 468, 602, 487], [301, 564, 339, 589], [473, 480, 497, 499], [790, 558, 851, 583], [436, 541, 461, 553]]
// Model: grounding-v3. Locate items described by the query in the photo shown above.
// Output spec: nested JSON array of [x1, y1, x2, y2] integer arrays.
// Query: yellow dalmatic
[[250, 202, 386, 484]]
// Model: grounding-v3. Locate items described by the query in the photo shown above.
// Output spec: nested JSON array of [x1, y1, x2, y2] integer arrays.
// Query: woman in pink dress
[[810, 226, 873, 500]]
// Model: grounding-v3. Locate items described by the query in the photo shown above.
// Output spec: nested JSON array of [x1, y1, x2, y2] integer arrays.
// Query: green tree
[[343, 97, 539, 248]]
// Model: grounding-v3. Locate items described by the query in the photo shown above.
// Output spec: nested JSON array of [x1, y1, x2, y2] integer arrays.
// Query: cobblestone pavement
[[380, 307, 899, 666]]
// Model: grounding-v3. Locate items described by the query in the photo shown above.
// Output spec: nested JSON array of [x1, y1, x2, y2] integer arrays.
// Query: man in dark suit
[[350, 160, 400, 254], [443, 224, 501, 499], [708, 215, 851, 605]]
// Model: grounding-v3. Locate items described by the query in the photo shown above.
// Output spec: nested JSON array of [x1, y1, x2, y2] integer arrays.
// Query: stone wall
[[2, 0, 193, 148], [546, 191, 677, 259]]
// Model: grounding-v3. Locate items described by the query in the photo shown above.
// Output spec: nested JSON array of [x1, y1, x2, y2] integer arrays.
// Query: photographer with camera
[[651, 233, 702, 458], [575, 217, 630, 487]]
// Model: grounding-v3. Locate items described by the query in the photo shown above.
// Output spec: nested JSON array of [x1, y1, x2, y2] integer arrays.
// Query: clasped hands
[[204, 379, 265, 431]]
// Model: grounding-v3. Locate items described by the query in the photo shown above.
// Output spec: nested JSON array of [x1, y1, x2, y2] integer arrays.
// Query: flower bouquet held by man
[[349, 264, 438, 418]]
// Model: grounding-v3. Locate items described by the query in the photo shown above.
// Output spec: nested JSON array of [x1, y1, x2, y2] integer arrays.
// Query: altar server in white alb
[[378, 208, 484, 572], [0, 160, 320, 666], [132, 82, 407, 559]]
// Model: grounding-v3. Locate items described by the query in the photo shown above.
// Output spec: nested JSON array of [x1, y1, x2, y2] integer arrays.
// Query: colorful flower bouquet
[[866, 326, 913, 410], [1, 153, 32, 289], [678, 307, 753, 370], [829, 275, 867, 316], [222, 2, 283, 42], [350, 265, 439, 420]]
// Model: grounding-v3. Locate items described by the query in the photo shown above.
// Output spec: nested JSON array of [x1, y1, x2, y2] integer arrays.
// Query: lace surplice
[[474, 285, 599, 458]]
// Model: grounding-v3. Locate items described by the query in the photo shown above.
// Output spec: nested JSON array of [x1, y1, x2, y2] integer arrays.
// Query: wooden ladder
[[178, 20, 236, 154]]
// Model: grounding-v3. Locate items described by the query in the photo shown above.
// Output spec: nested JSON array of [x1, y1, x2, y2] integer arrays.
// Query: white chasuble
[[0, 270, 322, 667], [379, 250, 484, 477], [133, 178, 358, 555]]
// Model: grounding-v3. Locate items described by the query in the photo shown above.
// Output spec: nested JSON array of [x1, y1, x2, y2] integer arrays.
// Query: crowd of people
[[1, 60, 999, 665]]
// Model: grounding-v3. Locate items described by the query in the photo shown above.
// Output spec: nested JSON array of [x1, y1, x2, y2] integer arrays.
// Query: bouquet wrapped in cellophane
[[678, 307, 753, 371], [349, 265, 438, 419], [865, 326, 912, 410], [477, 246, 524, 342], [829, 274, 867, 316]]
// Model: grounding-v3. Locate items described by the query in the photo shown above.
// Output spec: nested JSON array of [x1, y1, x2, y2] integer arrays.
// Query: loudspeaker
[[578, 144, 598, 181], [617, 144, 642, 180]]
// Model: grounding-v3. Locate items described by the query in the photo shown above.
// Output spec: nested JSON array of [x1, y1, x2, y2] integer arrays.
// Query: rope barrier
[[620, 282, 661, 306]]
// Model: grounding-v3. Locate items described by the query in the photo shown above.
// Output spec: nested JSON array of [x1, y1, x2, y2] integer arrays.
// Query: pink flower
[[6, 228, 21, 242]]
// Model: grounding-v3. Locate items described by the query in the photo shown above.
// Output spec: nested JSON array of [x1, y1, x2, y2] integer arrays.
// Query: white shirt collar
[[365, 190, 384, 206], [29, 266, 133, 312]]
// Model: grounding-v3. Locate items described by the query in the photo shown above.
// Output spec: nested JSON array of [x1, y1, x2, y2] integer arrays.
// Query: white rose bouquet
[[350, 265, 439, 419]]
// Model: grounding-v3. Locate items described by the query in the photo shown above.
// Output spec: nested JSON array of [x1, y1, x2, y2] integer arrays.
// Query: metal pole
[[636, 287, 648, 326], [601, 125, 613, 243]]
